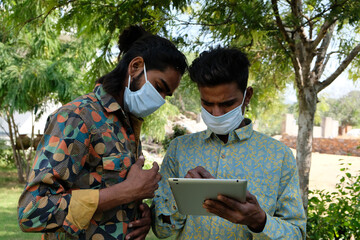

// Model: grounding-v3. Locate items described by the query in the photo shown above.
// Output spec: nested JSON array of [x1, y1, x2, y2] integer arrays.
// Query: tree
[[325, 90, 360, 128], [8, 0, 190, 90], [6, 0, 193, 145], [186, 0, 360, 210], [0, 2, 93, 182]]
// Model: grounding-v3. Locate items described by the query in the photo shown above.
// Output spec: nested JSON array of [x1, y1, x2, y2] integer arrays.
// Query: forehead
[[198, 82, 242, 103]]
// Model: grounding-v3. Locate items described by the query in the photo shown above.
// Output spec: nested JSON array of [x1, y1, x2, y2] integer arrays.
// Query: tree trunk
[[6, 110, 25, 183], [296, 87, 317, 212]]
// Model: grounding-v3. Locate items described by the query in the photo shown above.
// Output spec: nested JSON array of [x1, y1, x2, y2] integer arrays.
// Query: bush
[[0, 139, 14, 168], [307, 162, 360, 240], [161, 124, 188, 151]]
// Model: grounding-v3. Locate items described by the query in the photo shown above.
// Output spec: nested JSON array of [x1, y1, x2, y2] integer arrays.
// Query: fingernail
[[128, 223, 133, 228], [126, 236, 131, 240]]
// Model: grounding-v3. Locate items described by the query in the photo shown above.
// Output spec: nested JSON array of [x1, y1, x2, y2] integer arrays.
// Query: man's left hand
[[125, 203, 151, 240], [202, 191, 266, 232]]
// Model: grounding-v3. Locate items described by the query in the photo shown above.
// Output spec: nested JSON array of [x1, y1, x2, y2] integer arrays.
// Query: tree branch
[[311, 19, 337, 51], [312, 23, 335, 81], [271, 0, 294, 51], [315, 43, 360, 93], [290, 0, 308, 44]]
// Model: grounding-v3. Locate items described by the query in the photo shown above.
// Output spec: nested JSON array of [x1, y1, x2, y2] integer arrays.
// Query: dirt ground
[[291, 149, 360, 192]]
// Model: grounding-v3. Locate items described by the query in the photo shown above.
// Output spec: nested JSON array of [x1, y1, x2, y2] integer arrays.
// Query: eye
[[220, 101, 235, 108], [202, 101, 212, 106], [155, 83, 164, 93]]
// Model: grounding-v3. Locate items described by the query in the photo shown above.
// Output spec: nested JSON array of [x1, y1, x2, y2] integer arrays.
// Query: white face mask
[[201, 89, 247, 135], [123, 63, 165, 118]]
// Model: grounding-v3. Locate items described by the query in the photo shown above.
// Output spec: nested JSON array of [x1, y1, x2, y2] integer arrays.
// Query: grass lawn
[[0, 167, 42, 240], [0, 167, 174, 240]]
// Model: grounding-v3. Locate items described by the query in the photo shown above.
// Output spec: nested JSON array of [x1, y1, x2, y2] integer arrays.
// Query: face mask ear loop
[[242, 89, 247, 105], [128, 75, 131, 88], [143, 62, 148, 83], [240, 88, 247, 114]]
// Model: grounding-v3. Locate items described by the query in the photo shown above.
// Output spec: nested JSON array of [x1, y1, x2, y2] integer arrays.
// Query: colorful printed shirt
[[18, 84, 143, 240], [153, 119, 306, 239]]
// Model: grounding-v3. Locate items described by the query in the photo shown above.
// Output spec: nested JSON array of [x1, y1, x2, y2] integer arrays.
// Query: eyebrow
[[160, 78, 172, 96], [201, 98, 237, 105]]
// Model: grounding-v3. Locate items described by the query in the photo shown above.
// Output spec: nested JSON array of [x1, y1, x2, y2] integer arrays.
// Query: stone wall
[[280, 135, 360, 157], [281, 114, 340, 138]]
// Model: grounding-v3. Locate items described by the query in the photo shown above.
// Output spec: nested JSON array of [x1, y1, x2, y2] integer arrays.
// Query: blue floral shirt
[[152, 119, 306, 239]]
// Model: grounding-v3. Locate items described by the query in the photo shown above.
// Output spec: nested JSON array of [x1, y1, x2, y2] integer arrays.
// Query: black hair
[[97, 25, 187, 96], [188, 47, 250, 93]]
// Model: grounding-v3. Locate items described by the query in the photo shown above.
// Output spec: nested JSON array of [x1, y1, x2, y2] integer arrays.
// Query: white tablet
[[168, 178, 247, 216]]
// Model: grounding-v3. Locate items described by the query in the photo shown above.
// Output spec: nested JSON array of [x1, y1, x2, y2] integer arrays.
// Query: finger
[[188, 169, 202, 178], [151, 161, 159, 172], [128, 217, 151, 228], [133, 233, 147, 240], [133, 234, 147, 240], [139, 203, 151, 218], [196, 166, 215, 179], [203, 199, 235, 221], [125, 226, 149, 240], [245, 191, 257, 203], [216, 195, 242, 210], [155, 172, 162, 182], [134, 156, 145, 167]]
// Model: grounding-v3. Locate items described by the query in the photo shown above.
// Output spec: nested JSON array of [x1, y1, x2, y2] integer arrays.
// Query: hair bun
[[118, 25, 150, 55]]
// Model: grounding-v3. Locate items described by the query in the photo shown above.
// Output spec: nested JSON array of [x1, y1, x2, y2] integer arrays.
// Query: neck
[[114, 89, 125, 110], [216, 119, 246, 144]]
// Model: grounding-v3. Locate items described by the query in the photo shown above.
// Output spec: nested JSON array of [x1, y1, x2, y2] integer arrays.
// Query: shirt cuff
[[65, 189, 99, 231], [248, 212, 277, 238], [154, 199, 185, 229], [247, 211, 269, 233]]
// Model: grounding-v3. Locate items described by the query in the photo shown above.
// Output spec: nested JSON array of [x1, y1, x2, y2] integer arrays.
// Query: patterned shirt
[[153, 119, 306, 239], [18, 84, 143, 240]]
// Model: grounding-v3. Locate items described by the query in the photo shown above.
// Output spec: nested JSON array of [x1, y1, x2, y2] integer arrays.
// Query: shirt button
[[172, 224, 175, 228], [221, 154, 225, 158], [173, 205, 176, 210]]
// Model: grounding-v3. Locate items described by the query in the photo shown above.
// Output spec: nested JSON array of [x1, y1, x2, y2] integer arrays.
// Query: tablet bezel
[[168, 178, 247, 216]]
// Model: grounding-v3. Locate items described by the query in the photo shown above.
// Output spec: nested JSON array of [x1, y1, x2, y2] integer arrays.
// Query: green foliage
[[7, 0, 191, 87], [307, 162, 360, 239], [141, 101, 179, 142], [315, 96, 330, 126], [254, 97, 288, 136], [170, 72, 201, 114], [0, 140, 14, 168], [161, 124, 188, 151], [326, 91, 360, 127], [0, 20, 92, 113]]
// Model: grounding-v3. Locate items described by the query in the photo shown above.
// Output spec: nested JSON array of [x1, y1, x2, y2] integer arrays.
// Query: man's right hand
[[185, 166, 215, 179], [125, 156, 162, 201], [97, 156, 161, 212]]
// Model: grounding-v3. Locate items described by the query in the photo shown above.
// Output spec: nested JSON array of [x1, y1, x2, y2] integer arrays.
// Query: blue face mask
[[201, 89, 247, 135], [123, 63, 165, 118]]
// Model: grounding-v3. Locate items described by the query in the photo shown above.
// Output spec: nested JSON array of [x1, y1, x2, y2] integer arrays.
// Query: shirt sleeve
[[17, 108, 98, 236], [250, 146, 307, 240], [152, 138, 187, 239]]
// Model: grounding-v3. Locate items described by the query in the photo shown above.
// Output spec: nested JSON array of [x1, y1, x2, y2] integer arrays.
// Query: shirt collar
[[203, 118, 253, 142], [93, 83, 124, 114]]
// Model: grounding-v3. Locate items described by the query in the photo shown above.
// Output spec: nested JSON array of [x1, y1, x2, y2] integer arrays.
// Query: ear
[[244, 86, 253, 107], [127, 56, 145, 78]]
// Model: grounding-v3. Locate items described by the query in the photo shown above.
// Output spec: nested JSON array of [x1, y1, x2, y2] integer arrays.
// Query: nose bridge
[[212, 104, 224, 117]]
